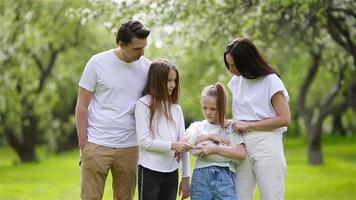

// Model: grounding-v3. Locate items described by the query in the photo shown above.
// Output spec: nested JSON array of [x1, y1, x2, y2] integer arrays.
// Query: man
[[75, 20, 150, 200]]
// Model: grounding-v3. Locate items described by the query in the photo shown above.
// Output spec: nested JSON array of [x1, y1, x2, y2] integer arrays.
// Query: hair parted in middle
[[142, 59, 180, 134], [224, 37, 279, 79], [201, 82, 228, 128]]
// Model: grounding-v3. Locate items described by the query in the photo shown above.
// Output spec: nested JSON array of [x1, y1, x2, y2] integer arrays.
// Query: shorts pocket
[[217, 169, 236, 199], [191, 169, 209, 198], [79, 143, 91, 166]]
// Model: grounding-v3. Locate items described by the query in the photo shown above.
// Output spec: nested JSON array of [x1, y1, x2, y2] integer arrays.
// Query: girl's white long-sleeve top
[[134, 95, 190, 177]]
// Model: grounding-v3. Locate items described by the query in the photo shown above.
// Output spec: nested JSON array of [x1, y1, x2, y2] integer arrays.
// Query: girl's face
[[225, 53, 240, 75], [167, 69, 177, 95], [201, 96, 219, 124]]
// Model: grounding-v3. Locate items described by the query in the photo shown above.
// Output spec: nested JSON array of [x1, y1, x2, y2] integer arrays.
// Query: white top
[[135, 95, 190, 177], [228, 74, 290, 132], [79, 49, 150, 148], [186, 120, 244, 173]]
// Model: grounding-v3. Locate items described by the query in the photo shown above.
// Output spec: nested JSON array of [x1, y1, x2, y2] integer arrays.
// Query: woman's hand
[[230, 91, 291, 132], [232, 120, 252, 132], [171, 141, 193, 153]]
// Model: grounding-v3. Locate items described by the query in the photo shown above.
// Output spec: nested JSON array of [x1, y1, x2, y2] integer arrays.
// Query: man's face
[[120, 37, 147, 63]]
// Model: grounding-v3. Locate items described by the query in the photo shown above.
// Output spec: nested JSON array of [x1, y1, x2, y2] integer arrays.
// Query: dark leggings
[[138, 165, 178, 200]]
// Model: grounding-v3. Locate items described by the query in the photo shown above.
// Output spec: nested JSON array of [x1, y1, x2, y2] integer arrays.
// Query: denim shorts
[[191, 166, 237, 200]]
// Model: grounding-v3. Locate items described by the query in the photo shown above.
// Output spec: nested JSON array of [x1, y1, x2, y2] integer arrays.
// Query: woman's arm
[[232, 91, 291, 132]]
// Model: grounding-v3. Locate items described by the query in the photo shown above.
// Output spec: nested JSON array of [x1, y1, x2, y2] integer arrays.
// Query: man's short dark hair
[[116, 20, 150, 44]]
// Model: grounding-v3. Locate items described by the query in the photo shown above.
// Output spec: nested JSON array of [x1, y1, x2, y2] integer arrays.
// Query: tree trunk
[[5, 102, 38, 163], [21, 105, 38, 162], [289, 112, 301, 137], [307, 123, 323, 165], [17, 145, 37, 162], [5, 127, 38, 163], [332, 113, 346, 136]]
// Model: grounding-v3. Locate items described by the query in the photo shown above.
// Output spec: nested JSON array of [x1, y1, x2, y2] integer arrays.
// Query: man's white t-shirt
[[228, 74, 290, 132], [79, 49, 150, 148]]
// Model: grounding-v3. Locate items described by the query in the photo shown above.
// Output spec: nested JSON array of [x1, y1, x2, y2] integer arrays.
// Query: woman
[[224, 37, 291, 200]]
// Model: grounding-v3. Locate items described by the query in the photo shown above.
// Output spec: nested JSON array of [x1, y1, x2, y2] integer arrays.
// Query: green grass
[[1, 135, 356, 200]]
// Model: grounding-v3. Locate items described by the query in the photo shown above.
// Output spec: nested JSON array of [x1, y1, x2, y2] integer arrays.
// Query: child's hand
[[198, 145, 216, 158], [171, 141, 193, 153], [179, 177, 191, 200], [174, 152, 182, 162], [209, 134, 231, 146]]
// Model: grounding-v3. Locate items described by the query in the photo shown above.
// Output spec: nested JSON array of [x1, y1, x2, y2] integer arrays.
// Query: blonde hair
[[201, 82, 228, 127]]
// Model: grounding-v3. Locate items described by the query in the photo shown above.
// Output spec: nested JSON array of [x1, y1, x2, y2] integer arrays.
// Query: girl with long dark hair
[[135, 59, 192, 200]]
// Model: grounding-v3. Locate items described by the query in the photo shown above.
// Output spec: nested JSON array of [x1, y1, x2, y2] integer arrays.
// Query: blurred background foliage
[[0, 0, 355, 166]]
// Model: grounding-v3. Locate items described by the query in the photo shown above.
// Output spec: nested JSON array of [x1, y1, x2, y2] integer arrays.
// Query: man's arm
[[75, 87, 93, 149]]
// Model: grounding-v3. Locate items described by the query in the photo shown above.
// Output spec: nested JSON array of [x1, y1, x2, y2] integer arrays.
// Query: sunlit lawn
[[0, 135, 355, 200]]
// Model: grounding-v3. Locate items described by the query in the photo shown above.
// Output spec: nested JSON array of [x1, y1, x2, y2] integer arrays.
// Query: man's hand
[[79, 135, 88, 150]]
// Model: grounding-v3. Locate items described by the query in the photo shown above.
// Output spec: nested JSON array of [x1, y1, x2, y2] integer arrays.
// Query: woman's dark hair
[[201, 82, 228, 128], [116, 20, 150, 44], [142, 59, 180, 135], [224, 38, 279, 79]]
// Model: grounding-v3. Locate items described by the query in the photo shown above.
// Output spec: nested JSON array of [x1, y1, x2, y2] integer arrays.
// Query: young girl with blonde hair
[[181, 82, 246, 200]]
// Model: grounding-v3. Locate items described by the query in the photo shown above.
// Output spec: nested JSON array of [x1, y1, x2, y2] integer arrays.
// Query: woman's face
[[225, 53, 240, 75]]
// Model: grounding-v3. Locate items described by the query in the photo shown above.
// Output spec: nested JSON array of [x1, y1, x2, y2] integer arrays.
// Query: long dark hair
[[224, 38, 279, 79], [201, 82, 227, 128], [142, 59, 180, 135]]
